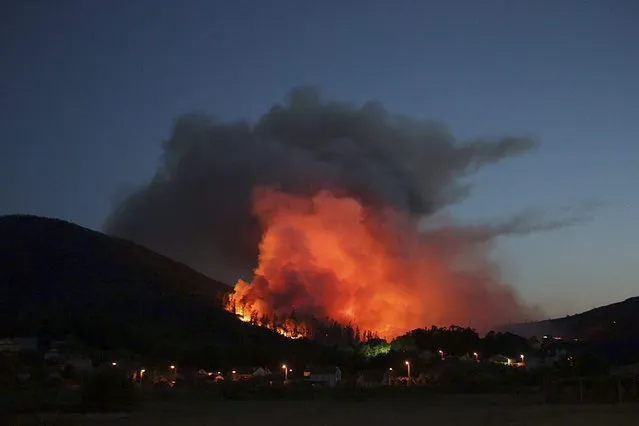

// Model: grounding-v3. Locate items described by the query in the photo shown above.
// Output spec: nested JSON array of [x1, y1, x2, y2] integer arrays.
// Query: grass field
[[11, 394, 639, 426]]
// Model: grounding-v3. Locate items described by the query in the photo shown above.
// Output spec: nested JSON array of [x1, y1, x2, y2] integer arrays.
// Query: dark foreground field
[[12, 394, 639, 426]]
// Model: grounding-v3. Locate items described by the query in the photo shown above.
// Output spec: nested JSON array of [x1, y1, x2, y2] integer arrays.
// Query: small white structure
[[0, 339, 21, 352], [611, 362, 639, 378], [0, 337, 37, 352], [44, 348, 61, 362], [252, 367, 271, 377], [459, 353, 476, 362], [65, 354, 94, 373], [304, 366, 342, 388], [488, 354, 515, 366], [356, 370, 384, 388], [230, 366, 272, 381]]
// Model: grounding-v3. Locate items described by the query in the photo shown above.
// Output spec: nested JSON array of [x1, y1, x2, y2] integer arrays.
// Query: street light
[[405, 361, 411, 386], [282, 364, 288, 382], [169, 365, 176, 380], [111, 362, 117, 366], [520, 354, 525, 364], [473, 352, 479, 361], [438, 349, 444, 360], [388, 367, 393, 386]]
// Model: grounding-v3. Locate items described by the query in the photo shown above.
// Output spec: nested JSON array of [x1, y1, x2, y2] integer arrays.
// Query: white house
[[44, 348, 61, 362], [230, 366, 272, 381], [0, 339, 21, 352], [65, 354, 94, 373], [304, 366, 342, 388], [0, 337, 37, 352], [488, 354, 515, 366], [356, 370, 385, 388]]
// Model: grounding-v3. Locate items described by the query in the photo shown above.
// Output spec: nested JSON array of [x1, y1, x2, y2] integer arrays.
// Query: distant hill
[[498, 296, 639, 364], [499, 296, 639, 340], [0, 215, 319, 367], [500, 297, 639, 364]]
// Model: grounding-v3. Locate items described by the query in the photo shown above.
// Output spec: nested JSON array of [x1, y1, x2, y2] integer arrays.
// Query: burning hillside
[[224, 187, 535, 340]]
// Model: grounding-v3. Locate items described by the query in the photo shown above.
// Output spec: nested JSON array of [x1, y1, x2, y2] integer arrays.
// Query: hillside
[[503, 297, 639, 365], [0, 215, 316, 367], [500, 296, 639, 340], [499, 296, 639, 364]]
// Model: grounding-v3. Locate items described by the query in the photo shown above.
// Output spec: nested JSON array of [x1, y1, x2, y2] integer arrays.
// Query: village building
[[303, 366, 342, 388], [197, 369, 225, 382], [488, 354, 515, 366], [44, 348, 61, 362], [229, 366, 271, 381], [458, 353, 477, 362], [356, 369, 385, 388], [0, 337, 38, 353], [612, 362, 639, 379], [65, 354, 94, 373]]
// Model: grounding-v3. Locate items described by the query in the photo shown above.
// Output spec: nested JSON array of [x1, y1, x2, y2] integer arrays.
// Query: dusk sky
[[1, 0, 637, 318]]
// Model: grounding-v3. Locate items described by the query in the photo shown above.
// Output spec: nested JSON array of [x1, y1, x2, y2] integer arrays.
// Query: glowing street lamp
[[388, 367, 393, 386], [282, 364, 288, 381], [520, 354, 525, 364], [111, 362, 117, 366], [473, 352, 479, 361], [405, 361, 411, 385], [438, 349, 444, 360]]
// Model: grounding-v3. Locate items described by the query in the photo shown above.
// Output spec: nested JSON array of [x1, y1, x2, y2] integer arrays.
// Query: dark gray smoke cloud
[[105, 86, 561, 284]]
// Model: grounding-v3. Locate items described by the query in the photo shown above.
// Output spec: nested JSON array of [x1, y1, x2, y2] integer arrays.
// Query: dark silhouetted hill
[[0, 215, 317, 366], [499, 297, 639, 340], [499, 297, 639, 364]]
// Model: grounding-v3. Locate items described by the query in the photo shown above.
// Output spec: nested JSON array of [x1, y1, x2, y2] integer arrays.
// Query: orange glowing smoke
[[226, 187, 531, 340]]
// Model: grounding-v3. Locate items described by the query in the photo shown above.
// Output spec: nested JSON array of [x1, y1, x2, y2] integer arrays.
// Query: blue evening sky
[[1, 0, 637, 317]]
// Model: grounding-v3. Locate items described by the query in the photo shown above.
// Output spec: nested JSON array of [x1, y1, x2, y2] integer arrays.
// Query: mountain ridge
[[498, 296, 639, 340], [0, 214, 296, 366]]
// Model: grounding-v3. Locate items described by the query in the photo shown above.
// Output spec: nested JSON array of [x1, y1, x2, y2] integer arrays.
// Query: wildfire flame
[[225, 187, 530, 341]]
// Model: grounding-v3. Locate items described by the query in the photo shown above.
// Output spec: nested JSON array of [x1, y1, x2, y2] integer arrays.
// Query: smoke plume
[[105, 86, 586, 333]]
